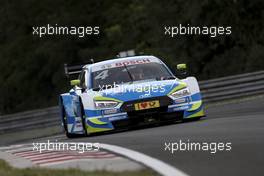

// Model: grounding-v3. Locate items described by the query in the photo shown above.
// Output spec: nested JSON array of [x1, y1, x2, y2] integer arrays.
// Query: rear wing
[[64, 59, 94, 78]]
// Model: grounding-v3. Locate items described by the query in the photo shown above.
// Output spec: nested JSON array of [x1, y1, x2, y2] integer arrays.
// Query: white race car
[[59, 55, 205, 138]]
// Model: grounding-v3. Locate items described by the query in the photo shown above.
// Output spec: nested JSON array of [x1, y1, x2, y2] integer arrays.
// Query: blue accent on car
[[190, 92, 202, 101], [84, 109, 102, 117]]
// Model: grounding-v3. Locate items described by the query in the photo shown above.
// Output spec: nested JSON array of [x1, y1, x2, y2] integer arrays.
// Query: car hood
[[97, 79, 186, 102]]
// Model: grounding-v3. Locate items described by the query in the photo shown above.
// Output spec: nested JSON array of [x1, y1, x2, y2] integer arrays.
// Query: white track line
[[100, 143, 189, 176]]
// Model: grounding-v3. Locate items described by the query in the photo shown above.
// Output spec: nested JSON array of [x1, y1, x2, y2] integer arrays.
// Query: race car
[[59, 55, 205, 138]]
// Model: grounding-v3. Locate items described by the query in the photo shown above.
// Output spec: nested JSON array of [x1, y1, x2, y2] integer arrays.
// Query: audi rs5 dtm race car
[[59, 56, 205, 138]]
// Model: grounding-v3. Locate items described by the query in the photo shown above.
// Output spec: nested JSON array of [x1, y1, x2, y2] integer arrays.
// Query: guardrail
[[0, 70, 263, 134], [0, 107, 59, 134], [200, 70, 264, 103]]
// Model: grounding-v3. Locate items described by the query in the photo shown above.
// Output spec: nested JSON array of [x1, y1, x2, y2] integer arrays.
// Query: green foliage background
[[0, 0, 263, 114]]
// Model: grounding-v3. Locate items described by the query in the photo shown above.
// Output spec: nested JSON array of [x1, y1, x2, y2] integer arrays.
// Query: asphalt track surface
[[33, 98, 264, 176]]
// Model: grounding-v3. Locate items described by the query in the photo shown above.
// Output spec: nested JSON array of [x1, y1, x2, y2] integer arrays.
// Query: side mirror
[[176, 63, 187, 75], [177, 63, 187, 70], [70, 79, 80, 86]]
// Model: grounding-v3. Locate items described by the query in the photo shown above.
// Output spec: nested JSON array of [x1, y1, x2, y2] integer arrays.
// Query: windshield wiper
[[123, 64, 134, 83]]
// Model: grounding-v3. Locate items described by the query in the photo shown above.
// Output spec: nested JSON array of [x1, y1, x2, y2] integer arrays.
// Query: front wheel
[[62, 108, 79, 138], [80, 99, 89, 136]]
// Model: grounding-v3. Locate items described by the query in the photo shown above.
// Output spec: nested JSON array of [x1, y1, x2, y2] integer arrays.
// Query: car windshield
[[91, 62, 174, 90]]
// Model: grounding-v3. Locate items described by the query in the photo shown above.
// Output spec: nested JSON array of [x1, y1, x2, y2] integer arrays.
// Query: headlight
[[94, 100, 119, 109], [170, 88, 190, 98]]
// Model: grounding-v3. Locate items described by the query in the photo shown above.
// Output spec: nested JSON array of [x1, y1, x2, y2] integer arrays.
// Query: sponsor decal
[[92, 57, 160, 72], [103, 109, 118, 115], [108, 115, 127, 121], [173, 106, 189, 111], [115, 58, 151, 67], [139, 93, 151, 98], [174, 98, 187, 104], [135, 100, 160, 110]]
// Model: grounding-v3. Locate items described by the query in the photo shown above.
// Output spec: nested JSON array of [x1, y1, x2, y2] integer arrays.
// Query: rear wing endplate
[[64, 59, 94, 78]]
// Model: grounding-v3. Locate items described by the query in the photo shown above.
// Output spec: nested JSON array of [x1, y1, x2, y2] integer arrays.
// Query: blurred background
[[0, 0, 263, 114]]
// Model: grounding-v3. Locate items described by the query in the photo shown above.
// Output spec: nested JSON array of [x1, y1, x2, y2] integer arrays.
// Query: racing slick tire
[[80, 98, 88, 137], [62, 107, 80, 138]]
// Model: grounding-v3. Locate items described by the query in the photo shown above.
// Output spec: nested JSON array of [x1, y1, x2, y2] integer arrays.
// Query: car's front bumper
[[81, 92, 205, 134]]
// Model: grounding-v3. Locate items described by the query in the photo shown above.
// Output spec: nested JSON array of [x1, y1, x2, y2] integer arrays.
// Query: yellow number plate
[[134, 100, 160, 111]]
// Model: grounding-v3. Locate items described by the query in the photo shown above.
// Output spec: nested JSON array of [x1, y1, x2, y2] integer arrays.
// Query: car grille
[[112, 96, 183, 129], [127, 106, 168, 118]]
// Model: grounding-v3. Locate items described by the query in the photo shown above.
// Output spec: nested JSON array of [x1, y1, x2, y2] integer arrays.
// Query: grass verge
[[0, 159, 158, 176]]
